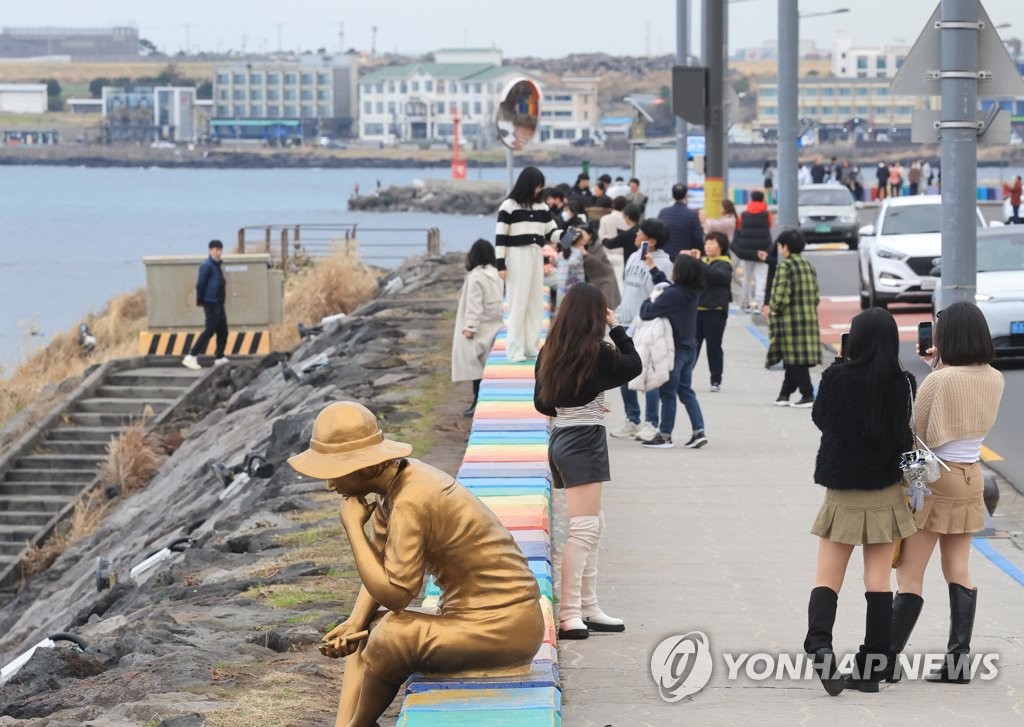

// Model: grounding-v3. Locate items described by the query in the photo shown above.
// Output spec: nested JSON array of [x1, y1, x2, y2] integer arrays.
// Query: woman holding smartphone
[[892, 302, 1005, 684], [805, 308, 917, 695], [534, 284, 641, 639]]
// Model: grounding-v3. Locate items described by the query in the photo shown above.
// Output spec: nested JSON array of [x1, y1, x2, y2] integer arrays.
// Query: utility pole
[[676, 0, 689, 187], [703, 0, 725, 218], [939, 0, 979, 306], [371, 26, 378, 58], [777, 0, 799, 228]]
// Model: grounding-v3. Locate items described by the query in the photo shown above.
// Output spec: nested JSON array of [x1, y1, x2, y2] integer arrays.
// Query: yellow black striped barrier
[[139, 329, 271, 356]]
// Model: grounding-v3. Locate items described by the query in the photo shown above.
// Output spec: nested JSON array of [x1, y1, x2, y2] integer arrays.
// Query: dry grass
[[271, 251, 378, 351], [0, 289, 147, 427], [205, 668, 335, 727], [0, 60, 215, 85], [21, 488, 110, 579], [98, 420, 167, 494]]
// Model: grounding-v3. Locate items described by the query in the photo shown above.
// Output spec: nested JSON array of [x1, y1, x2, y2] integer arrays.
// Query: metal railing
[[235, 224, 441, 269]]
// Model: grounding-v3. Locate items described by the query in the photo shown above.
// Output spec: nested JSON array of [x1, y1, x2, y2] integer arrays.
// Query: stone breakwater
[[348, 179, 508, 216], [0, 254, 469, 726]]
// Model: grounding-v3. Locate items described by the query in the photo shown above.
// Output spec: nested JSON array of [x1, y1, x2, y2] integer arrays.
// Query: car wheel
[[858, 263, 870, 309], [867, 272, 888, 310], [848, 236, 859, 251]]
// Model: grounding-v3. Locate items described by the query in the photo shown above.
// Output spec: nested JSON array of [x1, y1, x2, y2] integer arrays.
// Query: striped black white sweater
[[494, 199, 560, 271]]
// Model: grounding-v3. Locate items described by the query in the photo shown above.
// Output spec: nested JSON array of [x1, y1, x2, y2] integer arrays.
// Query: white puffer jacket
[[627, 284, 675, 392]]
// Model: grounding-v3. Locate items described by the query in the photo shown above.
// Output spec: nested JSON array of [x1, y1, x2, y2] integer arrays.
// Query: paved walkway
[[555, 311, 1024, 725]]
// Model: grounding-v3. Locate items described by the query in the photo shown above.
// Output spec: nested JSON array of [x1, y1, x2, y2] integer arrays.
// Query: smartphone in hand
[[917, 321, 933, 354], [640, 241, 649, 260], [839, 332, 849, 361]]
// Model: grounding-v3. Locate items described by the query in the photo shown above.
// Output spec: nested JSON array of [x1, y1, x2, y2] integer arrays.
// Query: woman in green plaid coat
[[767, 229, 821, 407]]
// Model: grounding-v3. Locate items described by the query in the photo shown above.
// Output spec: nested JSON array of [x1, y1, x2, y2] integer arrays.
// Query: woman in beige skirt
[[893, 302, 1005, 684], [804, 309, 917, 695]]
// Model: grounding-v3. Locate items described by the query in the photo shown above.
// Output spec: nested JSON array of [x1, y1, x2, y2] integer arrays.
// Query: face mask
[[562, 209, 573, 221]]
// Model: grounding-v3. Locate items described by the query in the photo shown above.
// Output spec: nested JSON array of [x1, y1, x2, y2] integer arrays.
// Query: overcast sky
[[5, 1, 1021, 58]]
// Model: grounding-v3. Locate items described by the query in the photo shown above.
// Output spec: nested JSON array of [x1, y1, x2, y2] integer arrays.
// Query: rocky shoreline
[[348, 179, 507, 216], [0, 254, 471, 726]]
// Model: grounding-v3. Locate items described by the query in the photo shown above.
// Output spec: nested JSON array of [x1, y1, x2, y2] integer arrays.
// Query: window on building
[[250, 105, 262, 117], [250, 73, 262, 84], [216, 73, 229, 84], [436, 123, 453, 136], [411, 81, 419, 92], [301, 73, 314, 85], [806, 106, 819, 114], [822, 87, 834, 97], [821, 106, 834, 114], [856, 105, 869, 114], [284, 105, 298, 117], [474, 101, 482, 114], [876, 57, 887, 70], [838, 105, 851, 115], [376, 82, 384, 93], [233, 90, 245, 100], [317, 73, 330, 85], [216, 104, 229, 116], [388, 81, 396, 93], [474, 83, 482, 93], [425, 80, 433, 92], [856, 87, 869, 96], [301, 89, 313, 101], [267, 89, 279, 101], [839, 87, 851, 97], [285, 73, 297, 84], [235, 106, 247, 118], [284, 89, 297, 100], [250, 90, 262, 101], [267, 74, 280, 85], [488, 100, 494, 114], [364, 123, 384, 135], [760, 87, 777, 97], [302, 105, 315, 118], [856, 56, 868, 70], [218, 89, 228, 100], [805, 87, 818, 97], [464, 123, 480, 136], [318, 105, 331, 117], [435, 101, 444, 113], [897, 105, 912, 114], [896, 56, 906, 69], [388, 101, 396, 113], [376, 101, 384, 113], [267, 106, 279, 118], [317, 90, 329, 101], [449, 81, 457, 93], [233, 73, 245, 84], [875, 87, 889, 96], [461, 83, 470, 93], [857, 71, 868, 78], [363, 83, 372, 93], [364, 101, 372, 114], [763, 106, 777, 116], [399, 82, 407, 93], [461, 101, 469, 115]]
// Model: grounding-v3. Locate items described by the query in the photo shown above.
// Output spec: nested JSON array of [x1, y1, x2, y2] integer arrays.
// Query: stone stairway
[[0, 363, 206, 588]]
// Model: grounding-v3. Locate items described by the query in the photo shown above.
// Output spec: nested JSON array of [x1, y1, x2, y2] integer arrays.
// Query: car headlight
[[799, 216, 811, 225], [875, 246, 905, 260], [975, 293, 993, 302], [840, 214, 857, 223]]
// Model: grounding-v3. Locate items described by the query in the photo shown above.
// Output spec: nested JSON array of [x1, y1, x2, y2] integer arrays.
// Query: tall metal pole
[[704, 0, 725, 218], [507, 148, 514, 192], [939, 0, 979, 306], [777, 0, 799, 228], [723, 2, 730, 207], [676, 0, 689, 186]]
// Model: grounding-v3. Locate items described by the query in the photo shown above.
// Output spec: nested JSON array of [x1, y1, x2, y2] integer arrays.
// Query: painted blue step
[[406, 661, 560, 693]]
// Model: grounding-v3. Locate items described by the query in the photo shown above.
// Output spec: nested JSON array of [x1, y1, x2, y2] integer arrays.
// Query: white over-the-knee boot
[[581, 511, 625, 632], [559, 515, 600, 639]]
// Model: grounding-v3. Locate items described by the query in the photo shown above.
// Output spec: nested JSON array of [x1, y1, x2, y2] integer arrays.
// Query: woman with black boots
[[533, 284, 641, 639], [892, 302, 1005, 684], [804, 309, 917, 695]]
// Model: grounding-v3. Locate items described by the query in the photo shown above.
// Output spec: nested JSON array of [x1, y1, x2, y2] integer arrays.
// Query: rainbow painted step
[[396, 687, 561, 727]]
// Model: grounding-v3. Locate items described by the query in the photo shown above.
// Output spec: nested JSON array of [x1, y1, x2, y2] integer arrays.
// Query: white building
[[0, 83, 47, 113], [538, 77, 599, 145], [832, 34, 910, 79], [358, 48, 547, 147]]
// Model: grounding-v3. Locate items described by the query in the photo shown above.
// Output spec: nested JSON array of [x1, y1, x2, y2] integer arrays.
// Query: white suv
[[858, 196, 986, 309]]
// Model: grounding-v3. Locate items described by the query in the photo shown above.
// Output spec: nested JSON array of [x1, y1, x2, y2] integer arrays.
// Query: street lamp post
[[777, 6, 850, 228], [676, 0, 689, 187]]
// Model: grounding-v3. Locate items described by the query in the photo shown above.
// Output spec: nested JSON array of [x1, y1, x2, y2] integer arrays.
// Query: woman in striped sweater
[[496, 167, 562, 362]]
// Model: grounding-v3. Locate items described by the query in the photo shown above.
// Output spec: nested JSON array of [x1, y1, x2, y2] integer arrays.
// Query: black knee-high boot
[[804, 586, 844, 696], [843, 591, 894, 693], [925, 583, 977, 684], [887, 592, 924, 682]]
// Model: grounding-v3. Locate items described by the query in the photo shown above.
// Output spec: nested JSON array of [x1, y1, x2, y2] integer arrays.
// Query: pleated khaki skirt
[[914, 461, 986, 534], [811, 483, 917, 546]]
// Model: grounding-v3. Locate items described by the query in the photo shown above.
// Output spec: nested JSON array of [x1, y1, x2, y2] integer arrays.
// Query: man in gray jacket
[[609, 219, 674, 441]]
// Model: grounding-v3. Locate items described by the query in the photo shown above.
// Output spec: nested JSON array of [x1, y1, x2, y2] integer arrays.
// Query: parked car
[[858, 196, 987, 309], [797, 184, 861, 249], [932, 226, 1024, 358]]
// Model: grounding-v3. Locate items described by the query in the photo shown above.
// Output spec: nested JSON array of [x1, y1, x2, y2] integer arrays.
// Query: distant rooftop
[[361, 62, 530, 84]]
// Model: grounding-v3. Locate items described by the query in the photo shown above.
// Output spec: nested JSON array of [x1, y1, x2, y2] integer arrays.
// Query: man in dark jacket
[[656, 183, 704, 260], [183, 240, 229, 369], [731, 191, 773, 311], [570, 173, 595, 207], [602, 203, 641, 273]]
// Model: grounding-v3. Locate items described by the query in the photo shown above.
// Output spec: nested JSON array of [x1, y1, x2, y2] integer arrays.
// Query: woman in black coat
[[803, 308, 917, 695], [696, 231, 733, 392]]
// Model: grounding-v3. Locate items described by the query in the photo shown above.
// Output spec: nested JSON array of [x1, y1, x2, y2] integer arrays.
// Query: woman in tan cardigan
[[893, 302, 1005, 684]]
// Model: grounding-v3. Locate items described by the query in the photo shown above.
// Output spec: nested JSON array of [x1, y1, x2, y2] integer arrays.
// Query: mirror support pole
[[506, 147, 514, 192]]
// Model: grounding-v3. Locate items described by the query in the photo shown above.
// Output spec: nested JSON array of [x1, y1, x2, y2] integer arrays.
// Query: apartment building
[[832, 34, 910, 79], [538, 77, 600, 144], [212, 53, 359, 140]]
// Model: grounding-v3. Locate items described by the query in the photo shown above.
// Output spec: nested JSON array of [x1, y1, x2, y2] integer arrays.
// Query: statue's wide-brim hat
[[288, 401, 412, 480]]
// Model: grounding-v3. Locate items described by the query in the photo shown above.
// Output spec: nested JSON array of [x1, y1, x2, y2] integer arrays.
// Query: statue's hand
[[319, 620, 367, 659], [340, 495, 377, 531]]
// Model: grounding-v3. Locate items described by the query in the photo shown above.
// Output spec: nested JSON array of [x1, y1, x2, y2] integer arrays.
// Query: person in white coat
[[452, 239, 505, 417], [495, 167, 562, 362]]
